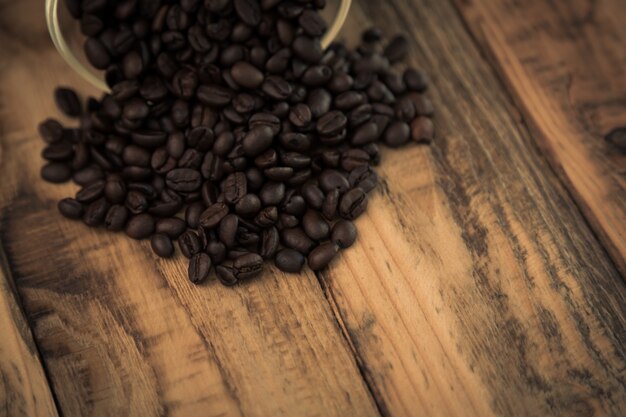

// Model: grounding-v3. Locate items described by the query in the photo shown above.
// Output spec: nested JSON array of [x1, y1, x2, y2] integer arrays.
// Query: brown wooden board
[[454, 0, 626, 276], [1, 0, 626, 417]]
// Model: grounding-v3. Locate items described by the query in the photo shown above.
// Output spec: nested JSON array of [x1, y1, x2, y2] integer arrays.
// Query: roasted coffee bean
[[219, 214, 239, 247], [216, 261, 238, 286], [292, 36, 322, 63], [404, 68, 428, 92], [125, 213, 155, 239], [166, 168, 202, 192], [42, 141, 73, 161], [281, 227, 315, 254], [279, 132, 310, 152], [307, 88, 332, 118], [235, 194, 262, 216], [411, 116, 434, 143], [102, 204, 128, 231], [319, 169, 350, 193], [242, 125, 275, 156], [302, 209, 329, 240], [185, 201, 204, 228], [83, 198, 110, 227], [260, 226, 279, 258], [275, 248, 305, 273], [255, 206, 278, 227], [41, 162, 72, 183], [223, 172, 247, 203], [362, 27, 382, 43], [188, 252, 211, 284], [131, 129, 168, 147], [259, 181, 285, 206], [199, 202, 229, 229], [151, 233, 174, 257], [301, 181, 324, 209], [261, 76, 292, 100], [179, 230, 202, 258], [299, 9, 326, 37], [58, 198, 84, 219], [125, 190, 149, 214], [234, 0, 261, 26], [307, 242, 338, 271], [76, 180, 105, 203], [332, 220, 357, 248], [231, 61, 264, 89], [233, 253, 263, 279], [339, 188, 368, 220], [84, 38, 110, 69], [384, 121, 411, 147], [38, 119, 64, 143], [197, 85, 233, 107], [73, 165, 103, 186], [155, 217, 186, 238], [317, 111, 347, 136], [349, 165, 378, 192], [54, 87, 82, 117], [321, 188, 339, 219], [341, 149, 370, 171]]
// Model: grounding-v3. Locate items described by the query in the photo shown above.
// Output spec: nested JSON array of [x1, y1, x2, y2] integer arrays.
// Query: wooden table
[[1, 1, 625, 416]]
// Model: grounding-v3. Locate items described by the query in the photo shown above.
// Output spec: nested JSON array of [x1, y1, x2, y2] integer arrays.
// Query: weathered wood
[[0, 250, 59, 417], [454, 0, 626, 276], [0, 2, 379, 417], [320, 1, 626, 416]]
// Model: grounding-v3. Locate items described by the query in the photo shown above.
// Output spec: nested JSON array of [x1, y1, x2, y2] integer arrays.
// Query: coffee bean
[[307, 242, 338, 271], [299, 10, 326, 37], [243, 125, 275, 156], [42, 142, 73, 161], [234, 0, 261, 26], [126, 190, 149, 214], [319, 169, 350, 193], [235, 194, 262, 216], [218, 214, 239, 247], [259, 181, 285, 206], [166, 168, 202, 192], [302, 209, 329, 240], [292, 36, 322, 63], [349, 165, 378, 193], [199, 202, 229, 229], [38, 119, 64, 143], [281, 227, 315, 254], [84, 38, 111, 69], [105, 204, 129, 231], [261, 76, 292, 100], [197, 85, 233, 107], [179, 230, 202, 258], [384, 121, 411, 147], [404, 68, 428, 92], [362, 27, 382, 43], [223, 172, 247, 204], [189, 252, 211, 284], [216, 261, 238, 286], [301, 181, 324, 209], [260, 226, 279, 258], [83, 198, 110, 227], [317, 111, 347, 136], [275, 248, 305, 273], [151, 233, 174, 257], [411, 116, 434, 143], [41, 162, 72, 183], [307, 88, 332, 118], [231, 61, 264, 89], [233, 253, 263, 279], [155, 217, 187, 238], [332, 220, 357, 248], [73, 165, 103, 186], [321, 188, 339, 219], [125, 213, 155, 239], [339, 188, 368, 220], [54, 87, 82, 117], [58, 198, 84, 219]]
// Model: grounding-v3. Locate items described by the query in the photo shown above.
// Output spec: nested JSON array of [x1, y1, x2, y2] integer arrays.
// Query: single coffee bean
[[301, 65, 332, 87], [197, 85, 233, 107], [166, 168, 202, 192], [362, 27, 382, 43], [54, 87, 82, 117], [242, 125, 275, 156], [384, 121, 411, 147], [104, 178, 127, 203], [259, 226, 279, 258], [76, 180, 105, 203], [231, 61, 264, 89], [235, 194, 262, 216], [125, 213, 155, 239], [155, 217, 187, 239], [332, 220, 357, 248], [339, 188, 368, 220], [179, 230, 202, 258], [42, 141, 74, 161], [301, 181, 324, 209], [199, 202, 229, 229], [218, 214, 239, 247], [83, 198, 110, 227], [185, 201, 204, 229], [299, 9, 326, 37], [383, 35, 408, 63], [255, 206, 278, 227], [151, 233, 174, 258], [261, 76, 293, 100], [404, 68, 428, 92], [58, 198, 84, 219], [188, 252, 211, 284], [216, 260, 238, 286], [321, 188, 339, 219], [302, 209, 330, 240], [259, 181, 285, 206], [41, 162, 72, 183], [307, 88, 332, 118], [307, 242, 338, 271], [411, 116, 434, 143], [349, 165, 378, 192], [223, 172, 247, 203], [38, 119, 64, 143], [317, 111, 347, 136], [84, 38, 111, 69], [318, 170, 350, 193], [351, 121, 379, 145], [274, 248, 305, 273], [292, 36, 322, 63], [234, 0, 261, 26], [281, 227, 315, 254], [125, 190, 149, 214], [233, 253, 263, 279], [104, 204, 128, 231]]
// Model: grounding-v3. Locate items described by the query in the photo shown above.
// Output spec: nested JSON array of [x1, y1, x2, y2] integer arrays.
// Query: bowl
[[45, 0, 352, 92]]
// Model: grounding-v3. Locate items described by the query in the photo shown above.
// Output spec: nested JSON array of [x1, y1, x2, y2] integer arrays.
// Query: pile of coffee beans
[[39, 0, 434, 286]]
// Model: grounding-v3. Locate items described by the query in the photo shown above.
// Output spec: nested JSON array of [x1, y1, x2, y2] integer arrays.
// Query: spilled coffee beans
[[40, 0, 434, 286]]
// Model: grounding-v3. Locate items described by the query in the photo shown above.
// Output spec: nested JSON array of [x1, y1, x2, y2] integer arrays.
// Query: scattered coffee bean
[[39, 3, 434, 285]]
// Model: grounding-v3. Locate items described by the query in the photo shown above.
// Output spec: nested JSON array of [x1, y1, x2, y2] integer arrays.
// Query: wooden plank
[[320, 1, 626, 416], [0, 250, 59, 417], [0, 2, 379, 417], [453, 0, 626, 275]]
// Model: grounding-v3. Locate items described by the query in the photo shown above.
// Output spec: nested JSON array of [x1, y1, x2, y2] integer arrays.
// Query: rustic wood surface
[[454, 0, 626, 276], [1, 1, 625, 417]]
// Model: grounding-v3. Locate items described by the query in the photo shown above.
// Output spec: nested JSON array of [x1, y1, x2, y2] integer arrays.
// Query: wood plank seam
[[0, 242, 62, 417]]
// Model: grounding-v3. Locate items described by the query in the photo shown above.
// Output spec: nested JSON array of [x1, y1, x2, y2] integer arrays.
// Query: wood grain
[[0, 2, 378, 417], [1, 1, 626, 417], [0, 249, 59, 417], [454, 0, 626, 276], [321, 1, 626, 416]]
